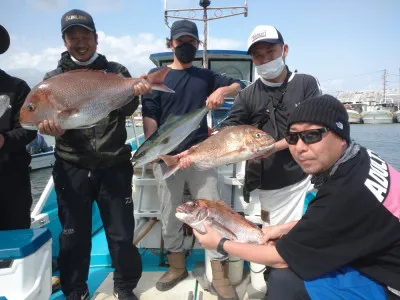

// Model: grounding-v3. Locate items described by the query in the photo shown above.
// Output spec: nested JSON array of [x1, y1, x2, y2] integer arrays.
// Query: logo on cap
[[65, 15, 88, 22], [251, 31, 266, 42], [336, 122, 343, 130]]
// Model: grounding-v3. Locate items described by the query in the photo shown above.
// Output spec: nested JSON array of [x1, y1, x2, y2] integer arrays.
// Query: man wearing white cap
[[221, 25, 321, 290]]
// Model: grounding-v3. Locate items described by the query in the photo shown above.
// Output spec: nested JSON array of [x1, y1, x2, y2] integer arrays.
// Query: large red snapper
[[159, 125, 275, 179], [19, 67, 173, 130], [176, 199, 263, 244]]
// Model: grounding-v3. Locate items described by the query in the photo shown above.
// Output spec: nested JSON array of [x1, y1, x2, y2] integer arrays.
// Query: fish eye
[[255, 133, 262, 138], [27, 103, 36, 112]]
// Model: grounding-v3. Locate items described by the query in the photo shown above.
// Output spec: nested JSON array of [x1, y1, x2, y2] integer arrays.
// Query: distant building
[[337, 88, 400, 107]]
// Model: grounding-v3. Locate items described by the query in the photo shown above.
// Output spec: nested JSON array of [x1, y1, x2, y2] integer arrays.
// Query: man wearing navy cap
[[0, 24, 37, 230], [39, 9, 147, 300], [142, 19, 243, 299]]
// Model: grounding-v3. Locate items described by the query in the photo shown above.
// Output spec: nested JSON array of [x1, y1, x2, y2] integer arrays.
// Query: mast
[[382, 69, 387, 103], [164, 0, 248, 69]]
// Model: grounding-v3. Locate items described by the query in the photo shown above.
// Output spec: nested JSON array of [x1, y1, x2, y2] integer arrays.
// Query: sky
[[0, 0, 399, 95]]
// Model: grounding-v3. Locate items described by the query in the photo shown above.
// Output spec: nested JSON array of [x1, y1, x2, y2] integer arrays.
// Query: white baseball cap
[[247, 25, 284, 54]]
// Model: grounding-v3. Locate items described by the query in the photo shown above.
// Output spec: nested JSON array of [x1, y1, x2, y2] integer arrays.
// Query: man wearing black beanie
[[193, 95, 400, 299]]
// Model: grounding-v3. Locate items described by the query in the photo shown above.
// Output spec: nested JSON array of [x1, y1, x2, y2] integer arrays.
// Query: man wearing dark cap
[[194, 94, 400, 300], [39, 9, 147, 300], [141, 19, 243, 299], [0, 24, 37, 230]]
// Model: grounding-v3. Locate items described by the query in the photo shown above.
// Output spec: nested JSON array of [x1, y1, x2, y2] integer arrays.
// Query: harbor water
[[30, 123, 400, 206]]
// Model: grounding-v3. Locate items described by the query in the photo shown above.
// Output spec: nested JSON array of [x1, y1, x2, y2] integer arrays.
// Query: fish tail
[[147, 67, 170, 84], [151, 84, 175, 93], [147, 67, 175, 93], [159, 154, 180, 179], [163, 165, 180, 179]]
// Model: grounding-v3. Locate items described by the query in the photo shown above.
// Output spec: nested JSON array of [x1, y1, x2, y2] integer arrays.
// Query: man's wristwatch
[[217, 238, 229, 255]]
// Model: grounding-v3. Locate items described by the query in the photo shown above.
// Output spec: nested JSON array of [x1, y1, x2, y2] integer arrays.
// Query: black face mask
[[174, 43, 197, 64]]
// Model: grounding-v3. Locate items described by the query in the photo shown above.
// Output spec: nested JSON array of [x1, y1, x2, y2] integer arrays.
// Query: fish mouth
[[175, 212, 187, 221], [259, 143, 275, 153], [175, 206, 187, 213], [20, 123, 38, 130]]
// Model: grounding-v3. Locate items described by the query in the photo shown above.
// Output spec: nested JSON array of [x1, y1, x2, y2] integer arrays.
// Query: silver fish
[[0, 95, 11, 118], [132, 107, 209, 167]]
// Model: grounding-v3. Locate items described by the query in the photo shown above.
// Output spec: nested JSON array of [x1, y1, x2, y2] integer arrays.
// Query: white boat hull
[[30, 151, 55, 171], [362, 115, 393, 124], [346, 109, 362, 124], [394, 111, 400, 123], [362, 110, 393, 124]]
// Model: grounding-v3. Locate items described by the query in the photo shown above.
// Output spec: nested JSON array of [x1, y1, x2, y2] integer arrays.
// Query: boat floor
[[93, 264, 265, 300]]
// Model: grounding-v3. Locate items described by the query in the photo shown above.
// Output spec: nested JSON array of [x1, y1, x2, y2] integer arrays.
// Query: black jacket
[[43, 52, 139, 170], [0, 69, 37, 170]]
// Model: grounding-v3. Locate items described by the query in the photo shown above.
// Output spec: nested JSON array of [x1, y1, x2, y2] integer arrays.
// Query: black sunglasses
[[285, 127, 330, 145]]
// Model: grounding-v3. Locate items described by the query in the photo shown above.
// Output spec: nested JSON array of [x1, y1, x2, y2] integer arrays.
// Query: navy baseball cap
[[0, 25, 10, 54], [61, 9, 96, 33], [247, 25, 284, 54], [170, 20, 199, 41]]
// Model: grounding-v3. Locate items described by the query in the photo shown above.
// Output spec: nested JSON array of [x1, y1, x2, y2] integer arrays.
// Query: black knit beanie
[[287, 94, 350, 143]]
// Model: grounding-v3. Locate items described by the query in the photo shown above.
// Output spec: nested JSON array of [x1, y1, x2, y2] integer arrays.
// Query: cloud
[[85, 0, 124, 12], [0, 31, 167, 87], [29, 0, 68, 11], [163, 0, 195, 9], [319, 79, 344, 95], [202, 36, 243, 50], [0, 28, 244, 88]]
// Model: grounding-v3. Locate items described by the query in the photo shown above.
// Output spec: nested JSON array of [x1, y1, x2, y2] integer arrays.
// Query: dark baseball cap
[[61, 9, 96, 33], [0, 25, 10, 55], [170, 20, 199, 41]]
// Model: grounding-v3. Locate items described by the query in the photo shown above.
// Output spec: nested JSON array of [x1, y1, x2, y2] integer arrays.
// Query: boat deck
[[92, 266, 265, 300], [50, 227, 266, 300]]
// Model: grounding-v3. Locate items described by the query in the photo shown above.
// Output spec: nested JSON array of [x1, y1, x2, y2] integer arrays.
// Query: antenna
[[382, 69, 387, 103], [164, 0, 248, 69]]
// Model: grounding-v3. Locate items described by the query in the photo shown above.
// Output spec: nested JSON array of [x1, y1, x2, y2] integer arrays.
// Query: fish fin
[[159, 154, 180, 179], [163, 165, 180, 179], [212, 219, 238, 240], [147, 67, 170, 84], [73, 124, 97, 129], [147, 67, 174, 93], [151, 84, 175, 93]]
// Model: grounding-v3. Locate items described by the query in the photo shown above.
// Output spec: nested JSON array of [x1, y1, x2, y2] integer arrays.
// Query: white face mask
[[255, 52, 285, 80]]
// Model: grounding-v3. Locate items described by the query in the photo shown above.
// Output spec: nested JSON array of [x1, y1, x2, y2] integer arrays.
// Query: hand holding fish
[[205, 89, 225, 110], [260, 226, 284, 245], [170, 149, 193, 169], [38, 120, 65, 136], [260, 221, 299, 245], [193, 223, 222, 250], [133, 74, 152, 96]]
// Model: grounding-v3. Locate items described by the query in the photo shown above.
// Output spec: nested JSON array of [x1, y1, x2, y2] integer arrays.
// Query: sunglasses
[[285, 127, 330, 145]]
